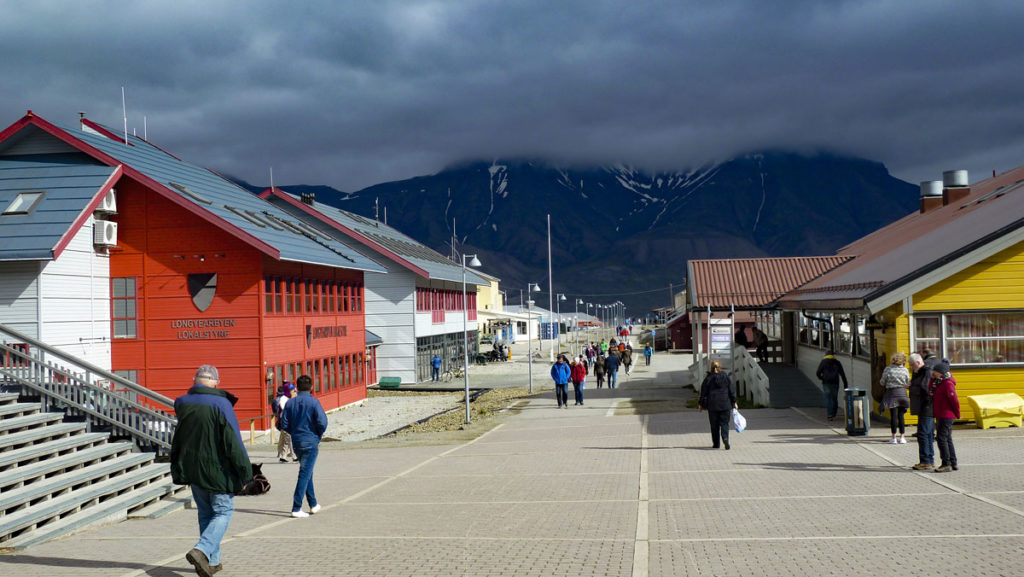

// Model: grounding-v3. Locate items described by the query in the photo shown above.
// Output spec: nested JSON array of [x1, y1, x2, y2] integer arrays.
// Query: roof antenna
[[121, 86, 128, 146], [269, 167, 274, 192], [384, 206, 387, 225], [374, 197, 379, 222], [144, 116, 147, 141]]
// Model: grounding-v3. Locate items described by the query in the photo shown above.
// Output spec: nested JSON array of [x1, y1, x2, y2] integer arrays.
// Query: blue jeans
[[554, 383, 568, 407], [917, 410, 935, 465], [572, 381, 584, 405], [431, 367, 440, 381], [191, 486, 234, 566], [293, 441, 320, 512], [823, 382, 839, 418], [608, 370, 618, 389]]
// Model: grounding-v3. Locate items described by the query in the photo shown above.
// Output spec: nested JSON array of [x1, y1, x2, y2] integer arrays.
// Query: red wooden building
[[0, 112, 386, 423]]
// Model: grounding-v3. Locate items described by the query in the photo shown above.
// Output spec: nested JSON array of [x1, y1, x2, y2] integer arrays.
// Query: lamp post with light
[[525, 282, 541, 393], [574, 298, 584, 356], [556, 293, 566, 354], [461, 253, 481, 423]]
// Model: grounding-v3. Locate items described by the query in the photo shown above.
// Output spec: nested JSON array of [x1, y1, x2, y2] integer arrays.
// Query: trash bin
[[844, 388, 870, 436]]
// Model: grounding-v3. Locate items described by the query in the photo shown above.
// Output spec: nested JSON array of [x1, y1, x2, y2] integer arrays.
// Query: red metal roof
[[780, 165, 1024, 310], [688, 256, 851, 309]]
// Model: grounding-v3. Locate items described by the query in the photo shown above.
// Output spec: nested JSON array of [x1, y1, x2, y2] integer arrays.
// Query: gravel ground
[[246, 388, 536, 447]]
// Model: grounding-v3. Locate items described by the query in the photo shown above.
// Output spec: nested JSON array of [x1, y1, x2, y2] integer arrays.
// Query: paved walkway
[[3, 353, 1024, 576]]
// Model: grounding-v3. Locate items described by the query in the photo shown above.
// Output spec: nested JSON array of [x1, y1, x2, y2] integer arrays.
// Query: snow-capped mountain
[[240, 151, 919, 313]]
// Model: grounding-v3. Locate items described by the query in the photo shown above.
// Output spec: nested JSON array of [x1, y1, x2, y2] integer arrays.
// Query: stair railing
[[0, 323, 176, 455]]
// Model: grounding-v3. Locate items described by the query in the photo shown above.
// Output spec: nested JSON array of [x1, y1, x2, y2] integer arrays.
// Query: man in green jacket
[[171, 365, 252, 577]]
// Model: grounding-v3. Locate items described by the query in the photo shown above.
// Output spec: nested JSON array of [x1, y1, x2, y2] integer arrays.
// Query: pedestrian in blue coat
[[280, 375, 328, 518], [550, 355, 571, 408]]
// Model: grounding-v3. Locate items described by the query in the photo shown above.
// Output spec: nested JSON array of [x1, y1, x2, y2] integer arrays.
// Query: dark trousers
[[889, 407, 907, 435], [936, 418, 957, 467], [708, 409, 731, 448], [572, 381, 584, 405], [554, 383, 568, 407], [596, 374, 604, 388], [917, 408, 935, 465]]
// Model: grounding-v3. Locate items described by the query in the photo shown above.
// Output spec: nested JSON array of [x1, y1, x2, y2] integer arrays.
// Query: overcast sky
[[3, 1, 1023, 191]]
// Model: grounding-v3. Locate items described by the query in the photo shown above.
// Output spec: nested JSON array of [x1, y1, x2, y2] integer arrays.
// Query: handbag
[[732, 408, 747, 433]]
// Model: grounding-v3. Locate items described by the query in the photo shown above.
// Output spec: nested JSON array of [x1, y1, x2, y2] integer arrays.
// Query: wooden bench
[[378, 376, 401, 389]]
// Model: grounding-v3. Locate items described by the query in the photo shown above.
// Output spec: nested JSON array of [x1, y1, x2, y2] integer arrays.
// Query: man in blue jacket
[[550, 355, 571, 408], [171, 365, 252, 577], [604, 351, 621, 389], [280, 374, 328, 517]]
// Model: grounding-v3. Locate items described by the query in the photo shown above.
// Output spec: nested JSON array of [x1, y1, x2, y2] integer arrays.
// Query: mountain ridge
[[236, 151, 919, 314]]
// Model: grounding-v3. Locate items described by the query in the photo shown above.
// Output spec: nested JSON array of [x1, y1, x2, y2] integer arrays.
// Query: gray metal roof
[[55, 122, 385, 273], [0, 153, 116, 260], [276, 192, 488, 285]]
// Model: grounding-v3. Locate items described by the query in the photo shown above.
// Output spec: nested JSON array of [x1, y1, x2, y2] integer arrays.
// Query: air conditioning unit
[[96, 188, 117, 214], [93, 220, 118, 247]]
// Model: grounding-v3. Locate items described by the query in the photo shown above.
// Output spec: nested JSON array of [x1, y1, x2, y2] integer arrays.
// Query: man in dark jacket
[[604, 351, 621, 389], [816, 351, 848, 421], [171, 365, 252, 577], [908, 351, 941, 470], [281, 375, 329, 517]]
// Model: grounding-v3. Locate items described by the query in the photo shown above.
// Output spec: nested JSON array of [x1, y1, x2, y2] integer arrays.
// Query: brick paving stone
[[650, 536, 1024, 577], [3, 353, 1024, 577], [350, 472, 641, 504]]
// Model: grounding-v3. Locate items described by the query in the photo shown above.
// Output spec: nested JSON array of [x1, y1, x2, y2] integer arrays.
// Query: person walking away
[[908, 351, 939, 470], [621, 345, 633, 375], [171, 365, 253, 577], [751, 326, 769, 362], [275, 382, 298, 462], [604, 351, 621, 389], [735, 326, 750, 348], [930, 362, 960, 472], [280, 374, 328, 517], [816, 351, 848, 421], [698, 360, 738, 449], [551, 355, 571, 408], [643, 344, 653, 366], [430, 353, 442, 382], [594, 353, 606, 388], [880, 352, 910, 444], [586, 343, 596, 369], [570, 356, 587, 406]]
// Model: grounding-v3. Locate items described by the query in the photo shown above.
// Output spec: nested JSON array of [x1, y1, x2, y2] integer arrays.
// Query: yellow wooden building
[[778, 167, 1024, 422]]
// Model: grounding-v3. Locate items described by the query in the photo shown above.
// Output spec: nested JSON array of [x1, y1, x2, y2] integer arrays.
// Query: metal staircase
[[0, 324, 188, 550]]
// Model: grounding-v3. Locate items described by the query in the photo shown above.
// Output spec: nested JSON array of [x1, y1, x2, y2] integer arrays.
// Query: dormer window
[[3, 191, 45, 215]]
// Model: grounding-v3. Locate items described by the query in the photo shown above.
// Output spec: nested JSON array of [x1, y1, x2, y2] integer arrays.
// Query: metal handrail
[[0, 323, 177, 455]]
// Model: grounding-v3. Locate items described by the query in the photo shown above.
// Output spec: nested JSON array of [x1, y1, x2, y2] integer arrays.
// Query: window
[[112, 277, 137, 339], [918, 312, 1024, 365], [3, 191, 45, 215]]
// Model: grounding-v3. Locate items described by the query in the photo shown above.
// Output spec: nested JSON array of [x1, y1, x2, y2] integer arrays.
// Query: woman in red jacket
[[929, 362, 959, 472], [570, 357, 587, 406]]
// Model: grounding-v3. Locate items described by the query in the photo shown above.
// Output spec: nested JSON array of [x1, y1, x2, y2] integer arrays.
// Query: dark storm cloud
[[3, 0, 1023, 190]]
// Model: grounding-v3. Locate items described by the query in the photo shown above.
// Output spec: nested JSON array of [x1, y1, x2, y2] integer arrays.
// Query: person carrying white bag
[[698, 360, 739, 450]]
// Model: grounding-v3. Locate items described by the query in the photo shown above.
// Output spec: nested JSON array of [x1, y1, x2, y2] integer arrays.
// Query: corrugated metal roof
[[0, 153, 117, 260], [66, 125, 386, 273], [269, 190, 489, 285], [779, 167, 1024, 310], [688, 256, 851, 309]]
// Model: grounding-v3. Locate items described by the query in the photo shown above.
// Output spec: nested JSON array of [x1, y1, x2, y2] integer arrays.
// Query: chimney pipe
[[942, 170, 970, 206], [919, 181, 943, 213]]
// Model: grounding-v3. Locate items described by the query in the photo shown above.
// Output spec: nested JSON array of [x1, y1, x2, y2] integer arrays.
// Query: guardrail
[[0, 323, 177, 455], [731, 345, 770, 407], [239, 413, 278, 445]]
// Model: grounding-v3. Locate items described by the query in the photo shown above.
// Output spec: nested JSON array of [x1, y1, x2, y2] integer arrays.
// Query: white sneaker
[[310, 504, 321, 515], [888, 438, 898, 444], [291, 510, 309, 518], [898, 437, 907, 444]]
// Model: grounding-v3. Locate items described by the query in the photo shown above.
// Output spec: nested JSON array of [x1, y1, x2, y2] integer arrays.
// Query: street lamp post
[[526, 282, 541, 393], [574, 298, 583, 356], [462, 253, 482, 424], [556, 293, 566, 355]]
